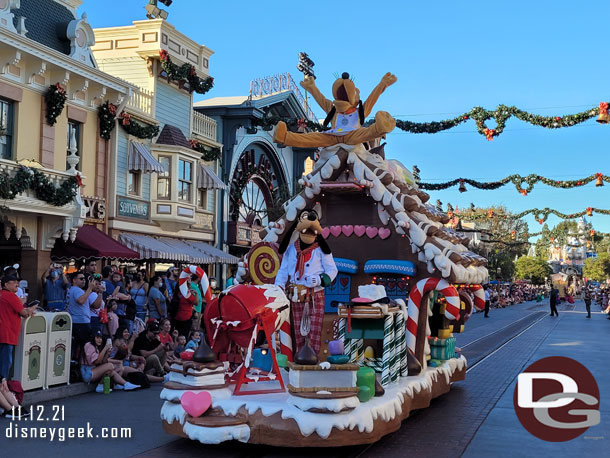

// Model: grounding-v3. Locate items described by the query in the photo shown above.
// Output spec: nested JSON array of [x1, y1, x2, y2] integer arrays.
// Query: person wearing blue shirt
[[67, 272, 102, 359], [41, 262, 68, 311]]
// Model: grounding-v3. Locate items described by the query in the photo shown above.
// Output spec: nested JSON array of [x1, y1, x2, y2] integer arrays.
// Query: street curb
[[23, 383, 96, 406]]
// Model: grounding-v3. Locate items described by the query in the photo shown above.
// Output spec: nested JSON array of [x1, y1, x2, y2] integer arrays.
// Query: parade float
[[160, 66, 488, 446]]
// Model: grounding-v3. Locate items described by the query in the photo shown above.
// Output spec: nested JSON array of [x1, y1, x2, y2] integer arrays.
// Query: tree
[[583, 253, 610, 282], [458, 205, 528, 280], [535, 224, 551, 260], [514, 256, 552, 284]]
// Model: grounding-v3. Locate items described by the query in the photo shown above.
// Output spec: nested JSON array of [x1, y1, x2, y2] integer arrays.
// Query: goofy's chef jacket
[[274, 209, 338, 355]]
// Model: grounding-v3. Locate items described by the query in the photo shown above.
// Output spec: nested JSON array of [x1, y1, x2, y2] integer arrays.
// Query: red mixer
[[204, 284, 292, 395]]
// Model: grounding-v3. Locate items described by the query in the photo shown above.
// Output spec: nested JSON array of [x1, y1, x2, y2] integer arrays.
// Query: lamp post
[[496, 267, 501, 281]]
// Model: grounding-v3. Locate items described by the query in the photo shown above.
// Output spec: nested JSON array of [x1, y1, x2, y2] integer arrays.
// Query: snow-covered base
[[162, 356, 466, 446], [183, 422, 251, 444]]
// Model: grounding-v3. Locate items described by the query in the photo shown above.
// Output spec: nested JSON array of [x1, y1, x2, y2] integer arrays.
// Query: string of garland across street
[[456, 207, 610, 224], [417, 171, 608, 195]]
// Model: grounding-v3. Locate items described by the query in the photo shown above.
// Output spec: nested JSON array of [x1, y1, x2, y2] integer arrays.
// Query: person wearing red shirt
[[170, 276, 197, 339], [0, 275, 36, 392]]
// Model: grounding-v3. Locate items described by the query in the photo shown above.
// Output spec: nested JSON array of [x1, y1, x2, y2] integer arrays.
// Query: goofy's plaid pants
[[290, 289, 325, 355]]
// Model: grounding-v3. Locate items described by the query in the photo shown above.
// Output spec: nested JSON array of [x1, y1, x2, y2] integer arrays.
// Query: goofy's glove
[[303, 275, 321, 288]]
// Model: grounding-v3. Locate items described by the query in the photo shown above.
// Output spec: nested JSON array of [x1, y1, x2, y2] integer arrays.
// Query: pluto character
[[275, 209, 338, 357], [273, 71, 397, 148]]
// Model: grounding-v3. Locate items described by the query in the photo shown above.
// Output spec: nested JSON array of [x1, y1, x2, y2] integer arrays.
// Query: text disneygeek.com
[[4, 422, 132, 441]]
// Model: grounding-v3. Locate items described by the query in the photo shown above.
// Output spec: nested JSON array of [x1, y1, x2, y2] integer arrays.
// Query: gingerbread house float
[[161, 144, 488, 447]]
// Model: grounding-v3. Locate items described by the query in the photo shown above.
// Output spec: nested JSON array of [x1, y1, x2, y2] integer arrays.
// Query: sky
[[81, 0, 610, 237]]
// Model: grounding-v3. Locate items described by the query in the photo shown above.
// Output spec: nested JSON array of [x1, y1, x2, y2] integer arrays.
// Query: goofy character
[[275, 209, 338, 356]]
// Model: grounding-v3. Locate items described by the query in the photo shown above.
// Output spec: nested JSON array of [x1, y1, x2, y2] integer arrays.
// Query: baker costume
[[275, 209, 338, 356]]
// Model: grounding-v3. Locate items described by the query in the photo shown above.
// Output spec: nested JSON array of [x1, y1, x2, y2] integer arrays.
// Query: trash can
[[39, 312, 72, 389], [13, 314, 48, 391]]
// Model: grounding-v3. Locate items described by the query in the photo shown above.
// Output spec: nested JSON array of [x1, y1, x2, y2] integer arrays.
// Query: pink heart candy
[[180, 391, 212, 418], [379, 227, 391, 240], [342, 225, 354, 237], [321, 227, 330, 239], [354, 225, 366, 237], [366, 227, 379, 239], [330, 226, 342, 237]]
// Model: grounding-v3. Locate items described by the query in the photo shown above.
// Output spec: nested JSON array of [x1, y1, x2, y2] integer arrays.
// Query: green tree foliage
[[583, 253, 610, 282], [461, 205, 528, 280], [514, 256, 552, 284]]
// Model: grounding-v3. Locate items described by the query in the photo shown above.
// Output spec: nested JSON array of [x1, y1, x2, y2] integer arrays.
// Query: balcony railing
[[126, 87, 154, 118], [192, 110, 217, 143]]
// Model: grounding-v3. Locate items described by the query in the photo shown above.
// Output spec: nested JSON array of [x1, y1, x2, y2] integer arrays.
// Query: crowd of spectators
[[486, 283, 548, 308], [0, 259, 218, 411]]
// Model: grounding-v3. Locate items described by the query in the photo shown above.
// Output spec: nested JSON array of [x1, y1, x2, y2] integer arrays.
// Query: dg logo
[[513, 356, 600, 441]]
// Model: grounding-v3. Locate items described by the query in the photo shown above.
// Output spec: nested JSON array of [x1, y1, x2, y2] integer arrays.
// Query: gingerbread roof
[[260, 146, 488, 284]]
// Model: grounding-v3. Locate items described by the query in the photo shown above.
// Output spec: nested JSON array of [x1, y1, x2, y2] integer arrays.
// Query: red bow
[[600, 102, 609, 114], [484, 128, 495, 141], [159, 49, 168, 61], [120, 112, 131, 126], [75, 173, 83, 187]]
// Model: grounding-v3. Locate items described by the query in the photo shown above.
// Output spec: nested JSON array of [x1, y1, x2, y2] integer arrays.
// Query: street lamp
[[496, 267, 501, 281]]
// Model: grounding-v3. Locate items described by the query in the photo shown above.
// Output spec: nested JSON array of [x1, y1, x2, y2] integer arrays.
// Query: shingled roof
[[13, 0, 75, 56], [155, 124, 192, 149], [260, 146, 488, 284]]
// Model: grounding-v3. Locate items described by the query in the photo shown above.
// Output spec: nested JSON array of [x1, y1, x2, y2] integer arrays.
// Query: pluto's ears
[[316, 234, 331, 254], [278, 220, 298, 254]]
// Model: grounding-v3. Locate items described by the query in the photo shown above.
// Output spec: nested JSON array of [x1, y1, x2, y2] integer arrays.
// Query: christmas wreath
[[189, 139, 221, 162], [44, 83, 67, 126], [98, 101, 117, 140]]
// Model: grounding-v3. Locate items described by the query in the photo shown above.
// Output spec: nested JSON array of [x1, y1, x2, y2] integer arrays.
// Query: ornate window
[[178, 159, 192, 202], [0, 98, 13, 160], [157, 156, 171, 199]]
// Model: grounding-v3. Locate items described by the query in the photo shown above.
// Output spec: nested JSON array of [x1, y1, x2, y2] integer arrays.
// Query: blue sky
[[82, 1, 610, 236]]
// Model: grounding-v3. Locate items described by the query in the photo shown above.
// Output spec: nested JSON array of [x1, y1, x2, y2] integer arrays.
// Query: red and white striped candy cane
[[468, 285, 486, 311], [179, 265, 213, 302], [279, 319, 293, 362], [406, 277, 460, 355]]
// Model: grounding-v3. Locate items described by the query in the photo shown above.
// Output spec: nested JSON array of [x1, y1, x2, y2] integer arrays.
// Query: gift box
[[428, 336, 456, 361]]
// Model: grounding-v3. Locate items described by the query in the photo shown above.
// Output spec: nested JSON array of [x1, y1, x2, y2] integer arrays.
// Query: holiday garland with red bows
[[0, 166, 79, 206], [416, 170, 609, 195], [97, 101, 159, 140], [189, 139, 221, 162], [455, 207, 610, 224], [159, 49, 214, 95]]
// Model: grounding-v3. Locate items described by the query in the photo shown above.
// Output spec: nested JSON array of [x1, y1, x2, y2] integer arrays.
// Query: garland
[[418, 171, 608, 195], [119, 112, 159, 139], [44, 83, 67, 126], [252, 115, 329, 132], [0, 166, 79, 206], [98, 101, 117, 140], [189, 139, 221, 162], [456, 207, 610, 224], [159, 50, 214, 95]]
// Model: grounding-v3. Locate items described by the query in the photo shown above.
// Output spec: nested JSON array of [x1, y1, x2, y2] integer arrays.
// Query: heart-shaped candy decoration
[[378, 227, 391, 240], [354, 225, 366, 237], [180, 351, 194, 361], [330, 226, 342, 237], [365, 227, 378, 239], [321, 227, 330, 239], [180, 391, 212, 418], [342, 225, 354, 237], [340, 277, 349, 287]]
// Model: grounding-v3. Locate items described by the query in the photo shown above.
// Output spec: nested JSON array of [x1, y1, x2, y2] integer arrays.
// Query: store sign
[[117, 197, 149, 220], [194, 213, 214, 231], [83, 196, 106, 223]]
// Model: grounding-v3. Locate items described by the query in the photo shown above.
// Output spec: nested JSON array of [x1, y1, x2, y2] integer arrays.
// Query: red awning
[[52, 225, 139, 261]]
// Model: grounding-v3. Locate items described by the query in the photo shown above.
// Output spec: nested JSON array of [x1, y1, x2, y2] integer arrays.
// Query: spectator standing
[[164, 267, 178, 302], [225, 269, 236, 288], [584, 288, 592, 319], [67, 272, 102, 359], [41, 263, 68, 311], [81, 259, 98, 290], [549, 285, 559, 317], [0, 275, 36, 390], [130, 272, 149, 323], [106, 271, 133, 332], [484, 285, 490, 318], [171, 278, 197, 338], [3, 265, 26, 305], [148, 276, 167, 320]]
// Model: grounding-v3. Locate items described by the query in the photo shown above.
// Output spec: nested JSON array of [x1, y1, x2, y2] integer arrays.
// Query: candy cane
[[179, 265, 213, 302], [279, 319, 293, 362], [406, 277, 460, 357], [468, 285, 486, 311]]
